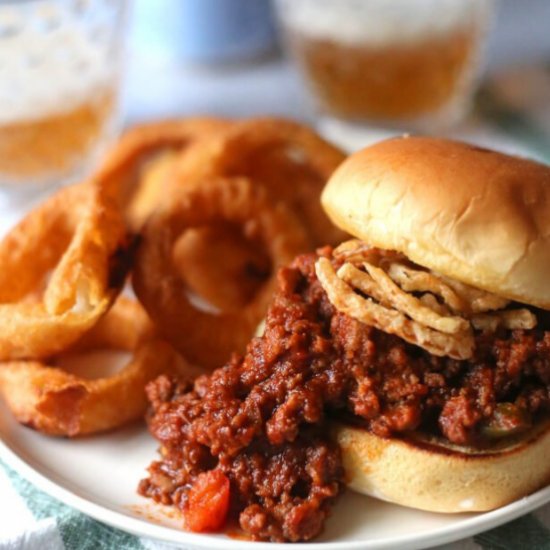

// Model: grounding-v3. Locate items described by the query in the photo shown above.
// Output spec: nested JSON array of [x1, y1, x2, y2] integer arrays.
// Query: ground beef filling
[[139, 249, 550, 542]]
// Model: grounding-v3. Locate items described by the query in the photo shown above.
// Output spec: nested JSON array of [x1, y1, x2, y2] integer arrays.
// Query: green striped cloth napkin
[[1, 62, 549, 550]]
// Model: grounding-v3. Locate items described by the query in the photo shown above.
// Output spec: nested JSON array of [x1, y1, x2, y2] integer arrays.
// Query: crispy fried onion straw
[[316, 257, 475, 359], [316, 240, 537, 360]]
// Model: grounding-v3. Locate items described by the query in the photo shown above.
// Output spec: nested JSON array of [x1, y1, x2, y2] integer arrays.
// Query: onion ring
[[0, 298, 190, 436], [0, 182, 128, 360], [102, 118, 280, 312], [100, 118, 343, 312], [133, 176, 310, 368], [115, 120, 276, 311], [126, 150, 179, 230], [172, 224, 271, 312], [71, 296, 152, 350], [95, 117, 231, 229], [170, 117, 347, 246]]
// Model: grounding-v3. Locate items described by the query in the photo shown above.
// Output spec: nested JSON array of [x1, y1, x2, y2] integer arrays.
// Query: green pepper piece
[[480, 403, 531, 440]]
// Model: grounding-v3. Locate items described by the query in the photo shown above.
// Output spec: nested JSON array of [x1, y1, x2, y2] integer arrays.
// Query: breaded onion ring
[[0, 182, 127, 360], [133, 177, 310, 369], [126, 150, 179, 230], [71, 296, 152, 349], [0, 298, 190, 436], [95, 117, 231, 229], [170, 117, 347, 247], [172, 224, 271, 312], [99, 118, 344, 313], [103, 119, 275, 311]]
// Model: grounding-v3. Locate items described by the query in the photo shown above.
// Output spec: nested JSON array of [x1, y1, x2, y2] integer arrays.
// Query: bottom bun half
[[334, 420, 550, 513]]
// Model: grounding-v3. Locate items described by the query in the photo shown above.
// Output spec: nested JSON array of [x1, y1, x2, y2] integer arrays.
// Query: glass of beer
[[0, 0, 127, 198], [275, 0, 495, 132]]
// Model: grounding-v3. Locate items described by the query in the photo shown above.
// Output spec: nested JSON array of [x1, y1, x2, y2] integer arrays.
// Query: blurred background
[[125, 0, 550, 160], [1, 0, 549, 200]]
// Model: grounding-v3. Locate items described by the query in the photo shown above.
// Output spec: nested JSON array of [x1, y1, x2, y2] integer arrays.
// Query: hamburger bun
[[335, 421, 550, 513], [322, 137, 550, 309], [322, 137, 550, 512]]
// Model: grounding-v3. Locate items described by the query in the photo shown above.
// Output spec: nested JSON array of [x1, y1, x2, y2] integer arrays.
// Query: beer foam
[[0, 2, 119, 125], [277, 0, 492, 46]]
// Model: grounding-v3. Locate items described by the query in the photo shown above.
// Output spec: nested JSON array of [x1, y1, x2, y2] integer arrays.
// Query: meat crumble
[[139, 248, 550, 542]]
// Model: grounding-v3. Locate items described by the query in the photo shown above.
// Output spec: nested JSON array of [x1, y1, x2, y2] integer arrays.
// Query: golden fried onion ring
[[172, 224, 271, 312], [0, 182, 127, 360], [120, 120, 275, 312], [133, 177, 310, 369], [0, 298, 189, 436], [99, 118, 278, 312], [170, 117, 347, 247], [99, 117, 345, 312], [95, 117, 231, 230]]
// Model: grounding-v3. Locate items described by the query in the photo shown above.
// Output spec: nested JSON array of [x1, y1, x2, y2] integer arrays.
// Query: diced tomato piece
[[184, 469, 230, 532]]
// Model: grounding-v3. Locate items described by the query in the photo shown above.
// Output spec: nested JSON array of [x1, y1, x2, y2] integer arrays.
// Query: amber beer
[[0, 0, 126, 188], [0, 88, 115, 182], [289, 28, 477, 123], [276, 0, 493, 129]]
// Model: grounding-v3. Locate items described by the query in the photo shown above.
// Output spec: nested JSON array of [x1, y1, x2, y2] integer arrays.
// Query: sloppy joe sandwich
[[321, 136, 550, 513], [139, 137, 550, 542]]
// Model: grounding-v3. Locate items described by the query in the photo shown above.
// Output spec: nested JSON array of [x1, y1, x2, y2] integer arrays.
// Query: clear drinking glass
[[0, 0, 127, 198], [275, 0, 495, 133]]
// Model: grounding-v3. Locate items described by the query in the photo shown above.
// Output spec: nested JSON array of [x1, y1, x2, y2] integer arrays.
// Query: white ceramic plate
[[2, 397, 550, 550]]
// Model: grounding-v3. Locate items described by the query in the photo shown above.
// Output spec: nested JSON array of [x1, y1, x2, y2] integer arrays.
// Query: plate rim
[[2, 428, 550, 550]]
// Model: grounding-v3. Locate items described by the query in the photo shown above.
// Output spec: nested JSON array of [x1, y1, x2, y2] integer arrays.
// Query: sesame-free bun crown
[[322, 137, 550, 309]]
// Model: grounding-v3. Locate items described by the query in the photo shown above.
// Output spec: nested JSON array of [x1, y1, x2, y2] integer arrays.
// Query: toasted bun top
[[322, 137, 550, 309]]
